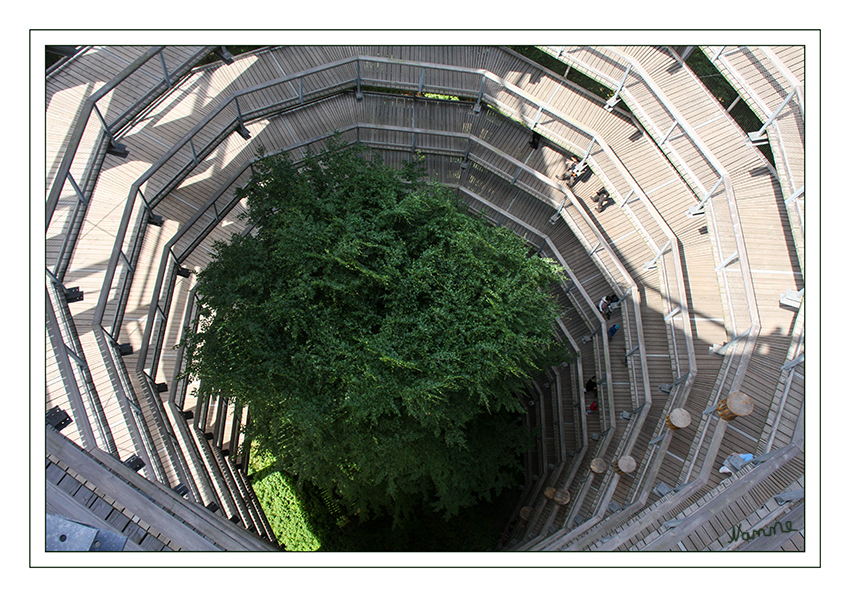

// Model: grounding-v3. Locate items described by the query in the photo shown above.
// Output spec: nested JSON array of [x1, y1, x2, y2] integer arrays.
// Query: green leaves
[[182, 137, 573, 522]]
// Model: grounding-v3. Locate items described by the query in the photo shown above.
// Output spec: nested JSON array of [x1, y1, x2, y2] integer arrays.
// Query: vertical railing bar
[[575, 137, 595, 172], [66, 171, 89, 206], [711, 46, 725, 62], [660, 120, 678, 145], [752, 89, 796, 139], [474, 73, 486, 112], [158, 49, 172, 88], [90, 104, 117, 147], [189, 138, 199, 166]]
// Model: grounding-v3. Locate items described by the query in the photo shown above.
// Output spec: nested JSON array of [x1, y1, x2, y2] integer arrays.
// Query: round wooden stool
[[543, 487, 556, 500], [615, 455, 636, 475], [553, 489, 571, 506], [666, 408, 692, 430], [520, 506, 534, 521], [717, 391, 754, 421], [590, 458, 607, 474]]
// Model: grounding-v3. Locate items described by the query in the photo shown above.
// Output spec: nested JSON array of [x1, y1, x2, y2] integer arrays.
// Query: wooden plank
[[46, 482, 145, 551], [47, 429, 262, 551]]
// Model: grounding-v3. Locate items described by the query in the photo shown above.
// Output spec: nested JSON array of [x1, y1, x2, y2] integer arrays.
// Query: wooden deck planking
[[45, 326, 84, 447], [49, 45, 804, 556], [772, 46, 804, 83], [53, 64, 217, 470], [512, 58, 732, 532], [48, 46, 211, 190]]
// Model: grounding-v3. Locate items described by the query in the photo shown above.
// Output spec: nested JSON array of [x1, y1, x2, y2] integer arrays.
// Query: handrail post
[[575, 136, 595, 173], [749, 89, 796, 142], [158, 49, 172, 88], [785, 184, 805, 205], [604, 63, 631, 111], [189, 138, 199, 166], [660, 120, 678, 145], [711, 46, 725, 62], [643, 239, 671, 271], [233, 96, 252, 140], [234, 96, 244, 125], [548, 192, 570, 224], [474, 73, 486, 113], [687, 175, 723, 217], [91, 104, 116, 145], [66, 171, 89, 207], [781, 353, 805, 371], [355, 60, 363, 101]]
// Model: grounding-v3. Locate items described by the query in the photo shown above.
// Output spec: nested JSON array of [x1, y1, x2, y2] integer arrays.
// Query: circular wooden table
[[615, 455, 636, 475], [717, 391, 754, 421], [520, 506, 534, 521], [666, 408, 692, 430], [590, 458, 607, 474], [553, 489, 571, 506]]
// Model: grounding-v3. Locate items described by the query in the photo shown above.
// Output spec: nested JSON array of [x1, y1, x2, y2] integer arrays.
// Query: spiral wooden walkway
[[44, 44, 806, 553]]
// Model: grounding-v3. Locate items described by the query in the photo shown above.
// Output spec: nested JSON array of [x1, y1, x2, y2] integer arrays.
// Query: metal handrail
[[478, 69, 692, 396], [46, 276, 118, 457], [705, 46, 803, 190], [47, 46, 162, 220], [84, 56, 686, 532], [132, 118, 662, 389], [456, 174, 634, 528], [516, 46, 775, 547], [46, 286, 97, 451], [135, 130, 634, 534], [95, 52, 686, 343], [54, 51, 702, 521], [544, 49, 752, 283], [481, 52, 696, 528], [705, 45, 805, 272], [47, 46, 213, 222], [542, 45, 760, 471], [46, 46, 216, 281]]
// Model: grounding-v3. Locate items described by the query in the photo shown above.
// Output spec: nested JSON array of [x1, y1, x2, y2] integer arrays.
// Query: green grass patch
[[249, 444, 521, 551], [248, 448, 323, 550], [422, 92, 461, 101], [358, 85, 472, 103]]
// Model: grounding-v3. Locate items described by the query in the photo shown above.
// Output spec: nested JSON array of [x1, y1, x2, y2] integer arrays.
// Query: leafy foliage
[[184, 137, 572, 523], [248, 449, 322, 551], [250, 447, 520, 551]]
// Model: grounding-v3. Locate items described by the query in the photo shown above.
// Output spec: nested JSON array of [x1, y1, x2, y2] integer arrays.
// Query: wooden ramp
[[46, 427, 278, 551], [703, 45, 804, 271], [530, 45, 804, 552]]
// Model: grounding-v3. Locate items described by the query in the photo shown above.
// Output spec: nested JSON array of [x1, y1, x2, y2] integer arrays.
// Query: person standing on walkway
[[608, 324, 620, 340], [559, 155, 581, 186], [598, 296, 612, 320]]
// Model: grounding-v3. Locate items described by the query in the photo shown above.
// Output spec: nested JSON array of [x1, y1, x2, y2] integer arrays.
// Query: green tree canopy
[[184, 139, 572, 522]]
